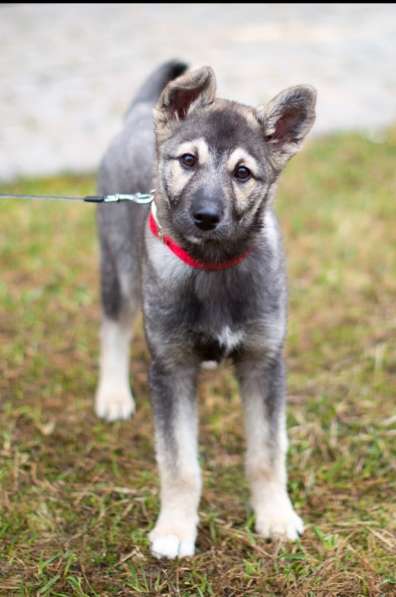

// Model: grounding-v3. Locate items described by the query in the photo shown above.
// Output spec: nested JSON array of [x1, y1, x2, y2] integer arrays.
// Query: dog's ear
[[154, 66, 216, 139], [256, 85, 317, 169]]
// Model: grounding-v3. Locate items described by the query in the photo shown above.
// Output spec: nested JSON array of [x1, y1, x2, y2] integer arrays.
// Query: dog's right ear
[[154, 66, 216, 140]]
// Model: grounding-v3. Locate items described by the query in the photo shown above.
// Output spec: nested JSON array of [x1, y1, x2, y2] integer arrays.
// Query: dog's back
[[98, 59, 187, 196], [96, 60, 188, 321]]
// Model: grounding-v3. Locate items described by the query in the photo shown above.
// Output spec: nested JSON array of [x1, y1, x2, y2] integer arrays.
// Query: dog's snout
[[193, 205, 222, 231]]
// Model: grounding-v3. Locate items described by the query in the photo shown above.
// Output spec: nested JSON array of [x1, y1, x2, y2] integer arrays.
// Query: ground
[[0, 129, 395, 595]]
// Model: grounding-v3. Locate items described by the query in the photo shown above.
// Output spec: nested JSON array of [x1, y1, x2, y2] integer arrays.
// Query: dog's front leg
[[236, 353, 303, 541], [95, 309, 135, 422], [148, 360, 201, 559]]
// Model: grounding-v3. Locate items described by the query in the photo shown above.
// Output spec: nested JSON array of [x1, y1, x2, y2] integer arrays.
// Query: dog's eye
[[180, 153, 197, 169], [234, 165, 251, 181]]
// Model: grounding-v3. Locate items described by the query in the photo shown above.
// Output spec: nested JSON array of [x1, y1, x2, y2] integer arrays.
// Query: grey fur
[[95, 60, 316, 558]]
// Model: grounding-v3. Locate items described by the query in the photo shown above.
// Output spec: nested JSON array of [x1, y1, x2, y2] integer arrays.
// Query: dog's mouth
[[179, 223, 231, 247], [184, 234, 203, 245], [180, 226, 253, 265]]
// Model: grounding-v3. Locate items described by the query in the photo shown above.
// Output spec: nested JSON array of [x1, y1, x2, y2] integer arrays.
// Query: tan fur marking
[[177, 138, 209, 164], [228, 147, 260, 207], [227, 147, 259, 176], [169, 161, 194, 196], [168, 138, 210, 196], [233, 177, 256, 206]]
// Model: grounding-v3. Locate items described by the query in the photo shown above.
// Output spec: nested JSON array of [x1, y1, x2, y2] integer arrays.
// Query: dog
[[94, 60, 316, 559]]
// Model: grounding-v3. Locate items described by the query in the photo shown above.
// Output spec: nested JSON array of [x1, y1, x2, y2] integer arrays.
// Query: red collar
[[148, 210, 251, 271]]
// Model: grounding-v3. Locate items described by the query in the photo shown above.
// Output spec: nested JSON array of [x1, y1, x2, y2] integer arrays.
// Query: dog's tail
[[125, 59, 188, 117]]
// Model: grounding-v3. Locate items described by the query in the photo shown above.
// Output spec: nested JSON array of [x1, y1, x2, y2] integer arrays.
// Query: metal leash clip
[[101, 190, 154, 204]]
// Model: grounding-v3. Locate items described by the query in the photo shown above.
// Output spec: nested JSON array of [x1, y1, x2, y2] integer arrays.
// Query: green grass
[[0, 128, 395, 596]]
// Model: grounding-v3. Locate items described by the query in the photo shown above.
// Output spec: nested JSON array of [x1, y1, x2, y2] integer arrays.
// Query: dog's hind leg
[[148, 361, 201, 559], [236, 353, 304, 541], [95, 241, 137, 422]]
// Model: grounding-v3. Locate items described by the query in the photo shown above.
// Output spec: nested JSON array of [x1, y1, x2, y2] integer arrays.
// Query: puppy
[[95, 60, 316, 559]]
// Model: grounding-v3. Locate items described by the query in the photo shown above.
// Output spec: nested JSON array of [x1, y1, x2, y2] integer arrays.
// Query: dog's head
[[153, 66, 316, 260]]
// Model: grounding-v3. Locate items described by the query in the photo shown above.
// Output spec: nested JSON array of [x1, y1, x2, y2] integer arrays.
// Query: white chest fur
[[200, 326, 244, 370], [217, 326, 245, 353]]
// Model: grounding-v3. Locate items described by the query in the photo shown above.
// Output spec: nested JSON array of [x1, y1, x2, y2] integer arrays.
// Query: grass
[[0, 127, 395, 596]]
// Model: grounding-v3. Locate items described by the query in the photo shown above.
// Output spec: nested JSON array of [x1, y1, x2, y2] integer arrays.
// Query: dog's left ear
[[256, 85, 317, 169], [154, 66, 216, 139]]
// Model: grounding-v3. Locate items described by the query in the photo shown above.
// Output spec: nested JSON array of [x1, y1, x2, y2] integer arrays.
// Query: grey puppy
[[95, 60, 316, 559]]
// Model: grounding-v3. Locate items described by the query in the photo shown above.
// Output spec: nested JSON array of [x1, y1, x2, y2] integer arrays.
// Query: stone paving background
[[1, 3, 396, 181]]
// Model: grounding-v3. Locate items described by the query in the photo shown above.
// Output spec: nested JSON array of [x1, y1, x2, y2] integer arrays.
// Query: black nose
[[193, 207, 221, 231]]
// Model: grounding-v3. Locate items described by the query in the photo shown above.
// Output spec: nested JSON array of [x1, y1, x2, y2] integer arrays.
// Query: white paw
[[149, 521, 197, 559], [255, 496, 304, 541], [94, 385, 135, 421]]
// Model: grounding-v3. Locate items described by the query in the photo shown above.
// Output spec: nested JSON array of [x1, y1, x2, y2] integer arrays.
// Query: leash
[[0, 189, 251, 270], [0, 191, 154, 204]]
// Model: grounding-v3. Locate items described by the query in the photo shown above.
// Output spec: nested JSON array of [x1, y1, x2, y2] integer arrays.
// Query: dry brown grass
[[0, 128, 395, 595]]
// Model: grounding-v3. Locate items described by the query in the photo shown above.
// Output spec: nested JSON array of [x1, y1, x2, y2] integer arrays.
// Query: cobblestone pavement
[[1, 3, 396, 181]]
